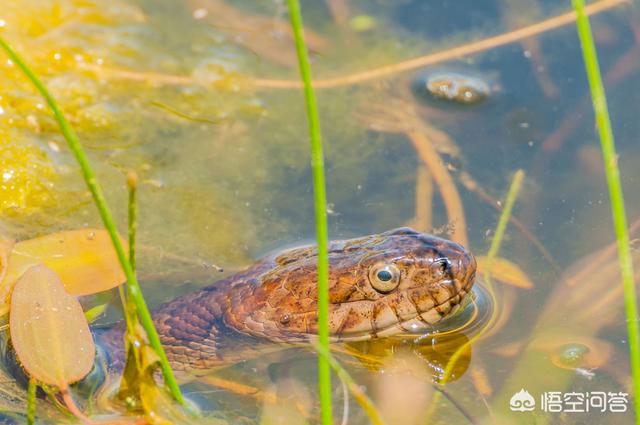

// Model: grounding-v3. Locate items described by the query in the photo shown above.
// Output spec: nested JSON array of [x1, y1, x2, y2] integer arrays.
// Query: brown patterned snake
[[99, 228, 476, 377]]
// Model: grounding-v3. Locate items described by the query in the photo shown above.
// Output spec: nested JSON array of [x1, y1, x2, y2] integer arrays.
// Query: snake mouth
[[328, 279, 474, 342]]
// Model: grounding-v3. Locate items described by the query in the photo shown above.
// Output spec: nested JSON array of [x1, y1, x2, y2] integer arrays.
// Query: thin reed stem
[[77, 1, 624, 91], [484, 170, 525, 275], [285, 1, 332, 423], [27, 377, 36, 425], [0, 37, 186, 406], [255, 0, 625, 89], [120, 171, 139, 331], [314, 343, 387, 425], [572, 1, 640, 422], [425, 170, 525, 424], [127, 171, 138, 272]]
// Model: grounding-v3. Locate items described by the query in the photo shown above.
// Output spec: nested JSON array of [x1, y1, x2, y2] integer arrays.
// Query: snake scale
[[99, 227, 476, 376]]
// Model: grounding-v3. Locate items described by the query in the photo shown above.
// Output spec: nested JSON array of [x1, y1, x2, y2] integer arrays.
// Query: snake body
[[100, 228, 476, 374]]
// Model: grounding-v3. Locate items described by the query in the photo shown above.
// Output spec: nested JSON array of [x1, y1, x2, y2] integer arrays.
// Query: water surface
[[1, 0, 639, 423]]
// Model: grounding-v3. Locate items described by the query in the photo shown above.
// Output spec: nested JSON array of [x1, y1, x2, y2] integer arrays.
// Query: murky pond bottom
[[1, 0, 640, 423]]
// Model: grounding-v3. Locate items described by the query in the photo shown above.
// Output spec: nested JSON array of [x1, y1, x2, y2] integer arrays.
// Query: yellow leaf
[[10, 264, 95, 387], [476, 256, 534, 289], [1, 229, 126, 303]]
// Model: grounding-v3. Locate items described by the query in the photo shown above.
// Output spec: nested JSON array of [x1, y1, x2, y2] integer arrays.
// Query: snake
[[98, 227, 477, 377]]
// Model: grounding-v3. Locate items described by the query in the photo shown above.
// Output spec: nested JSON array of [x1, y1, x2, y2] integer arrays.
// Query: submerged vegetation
[[284, 0, 332, 423], [572, 0, 640, 421], [0, 0, 637, 424], [0, 34, 187, 408]]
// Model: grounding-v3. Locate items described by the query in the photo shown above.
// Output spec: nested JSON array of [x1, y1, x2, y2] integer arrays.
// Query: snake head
[[325, 227, 476, 339], [229, 227, 476, 342]]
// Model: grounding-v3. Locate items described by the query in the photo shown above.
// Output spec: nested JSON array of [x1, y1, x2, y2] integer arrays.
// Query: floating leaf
[[476, 256, 534, 289], [10, 264, 95, 387], [1, 229, 126, 304]]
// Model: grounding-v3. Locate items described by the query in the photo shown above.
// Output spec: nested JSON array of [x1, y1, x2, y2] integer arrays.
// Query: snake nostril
[[432, 258, 452, 277]]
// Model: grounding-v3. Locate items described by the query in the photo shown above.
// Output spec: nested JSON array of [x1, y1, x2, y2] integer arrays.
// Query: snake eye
[[369, 263, 401, 293]]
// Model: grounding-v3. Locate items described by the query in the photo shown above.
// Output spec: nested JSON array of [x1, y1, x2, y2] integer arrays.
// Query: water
[[1, 0, 639, 423]]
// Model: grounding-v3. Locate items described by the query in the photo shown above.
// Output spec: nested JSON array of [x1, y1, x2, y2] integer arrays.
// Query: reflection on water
[[1, 0, 639, 423]]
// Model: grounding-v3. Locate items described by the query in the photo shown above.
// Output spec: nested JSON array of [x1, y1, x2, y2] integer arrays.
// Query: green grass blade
[[484, 169, 525, 274], [27, 378, 36, 425], [121, 172, 138, 331], [314, 343, 387, 425], [572, 1, 640, 422], [0, 37, 186, 406], [425, 169, 525, 424], [445, 169, 524, 381], [127, 171, 138, 271], [284, 1, 332, 423]]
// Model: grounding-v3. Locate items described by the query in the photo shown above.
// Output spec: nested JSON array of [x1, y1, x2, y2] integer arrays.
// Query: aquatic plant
[[314, 343, 387, 425], [26, 378, 35, 425], [0, 37, 187, 406], [285, 1, 332, 423], [426, 169, 525, 421], [572, 0, 640, 423]]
